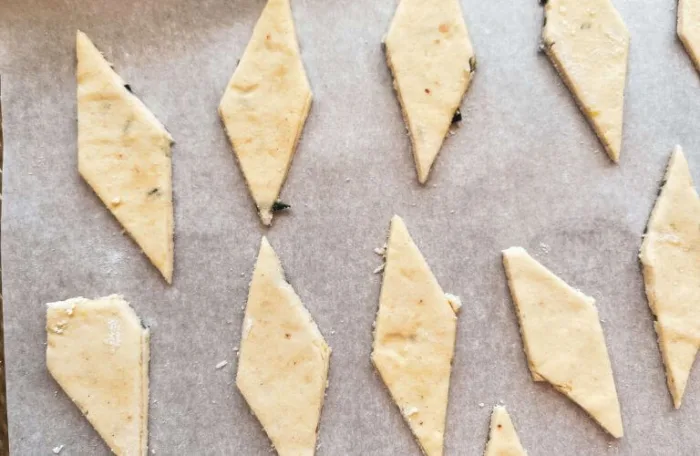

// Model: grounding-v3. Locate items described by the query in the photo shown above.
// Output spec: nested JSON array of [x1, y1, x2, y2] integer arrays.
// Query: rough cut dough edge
[[501, 249, 623, 438], [482, 405, 496, 455], [46, 296, 92, 309], [76, 35, 175, 283], [370, 217, 458, 456], [678, 13, 700, 73], [141, 327, 151, 455], [542, 43, 621, 163], [541, 13, 627, 164], [501, 252, 545, 382], [382, 35, 475, 185], [235, 240, 331, 453], [638, 148, 690, 409], [46, 294, 151, 454]]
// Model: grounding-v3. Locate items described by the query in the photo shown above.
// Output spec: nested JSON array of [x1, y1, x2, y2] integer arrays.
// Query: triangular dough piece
[[542, 0, 629, 162], [502, 247, 623, 438], [484, 406, 527, 456], [679, 0, 700, 71], [219, 0, 312, 225], [46, 295, 150, 456], [384, 0, 476, 183], [372, 215, 459, 456], [236, 237, 330, 455], [640, 146, 700, 409], [77, 31, 174, 283]]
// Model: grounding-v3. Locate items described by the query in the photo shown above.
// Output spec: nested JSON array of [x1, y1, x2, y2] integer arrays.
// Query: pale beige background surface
[[1, 0, 700, 454]]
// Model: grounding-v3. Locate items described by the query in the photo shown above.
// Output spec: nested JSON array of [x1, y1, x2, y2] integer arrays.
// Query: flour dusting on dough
[[658, 233, 681, 245], [403, 406, 419, 417], [51, 321, 68, 334], [373, 263, 386, 274], [445, 293, 462, 313], [104, 319, 122, 351], [242, 317, 254, 339]]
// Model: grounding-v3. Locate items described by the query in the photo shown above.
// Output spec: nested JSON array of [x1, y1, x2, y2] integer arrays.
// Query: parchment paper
[[2, 0, 700, 454]]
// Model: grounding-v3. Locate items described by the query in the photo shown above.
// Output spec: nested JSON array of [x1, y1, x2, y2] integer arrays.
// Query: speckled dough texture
[[3, 0, 700, 454]]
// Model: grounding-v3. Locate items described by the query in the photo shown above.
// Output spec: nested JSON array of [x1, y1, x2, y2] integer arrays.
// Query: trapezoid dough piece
[[679, 0, 700, 71], [46, 295, 149, 456], [484, 406, 527, 456], [542, 0, 629, 162], [219, 0, 312, 225], [640, 146, 700, 409], [502, 247, 623, 438], [384, 0, 476, 183], [372, 215, 459, 456], [77, 31, 174, 283], [236, 237, 330, 456]]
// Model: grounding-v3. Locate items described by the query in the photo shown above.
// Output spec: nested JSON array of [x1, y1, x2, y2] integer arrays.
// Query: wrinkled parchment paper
[[2, 0, 700, 454]]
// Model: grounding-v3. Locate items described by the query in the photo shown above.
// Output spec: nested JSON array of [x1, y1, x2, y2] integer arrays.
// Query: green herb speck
[[272, 201, 291, 212]]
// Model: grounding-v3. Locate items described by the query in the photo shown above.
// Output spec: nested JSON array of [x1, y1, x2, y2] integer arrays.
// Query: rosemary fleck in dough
[[542, 0, 629, 162], [484, 406, 527, 456], [236, 237, 330, 455], [372, 215, 459, 456], [77, 31, 174, 283], [640, 146, 700, 409], [503, 247, 623, 438], [46, 295, 150, 456], [219, 0, 311, 225], [384, 0, 476, 183]]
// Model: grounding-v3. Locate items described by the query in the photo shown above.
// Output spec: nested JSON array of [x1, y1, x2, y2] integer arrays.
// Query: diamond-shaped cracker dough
[[77, 31, 174, 283], [219, 0, 312, 225], [372, 215, 459, 456], [640, 146, 700, 409], [47, 295, 149, 456], [236, 237, 330, 455], [503, 247, 623, 438], [384, 0, 476, 183]]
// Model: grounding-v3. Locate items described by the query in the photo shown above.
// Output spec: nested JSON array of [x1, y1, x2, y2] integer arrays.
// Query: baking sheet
[[2, 0, 700, 454]]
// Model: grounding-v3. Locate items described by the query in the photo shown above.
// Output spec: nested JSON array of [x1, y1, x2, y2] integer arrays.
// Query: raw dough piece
[[219, 0, 311, 225], [236, 237, 330, 456], [679, 0, 700, 71], [502, 247, 623, 438], [46, 295, 150, 456], [384, 0, 476, 183], [542, 0, 629, 162], [372, 215, 459, 456], [640, 146, 700, 409], [77, 31, 174, 283], [484, 406, 527, 456]]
